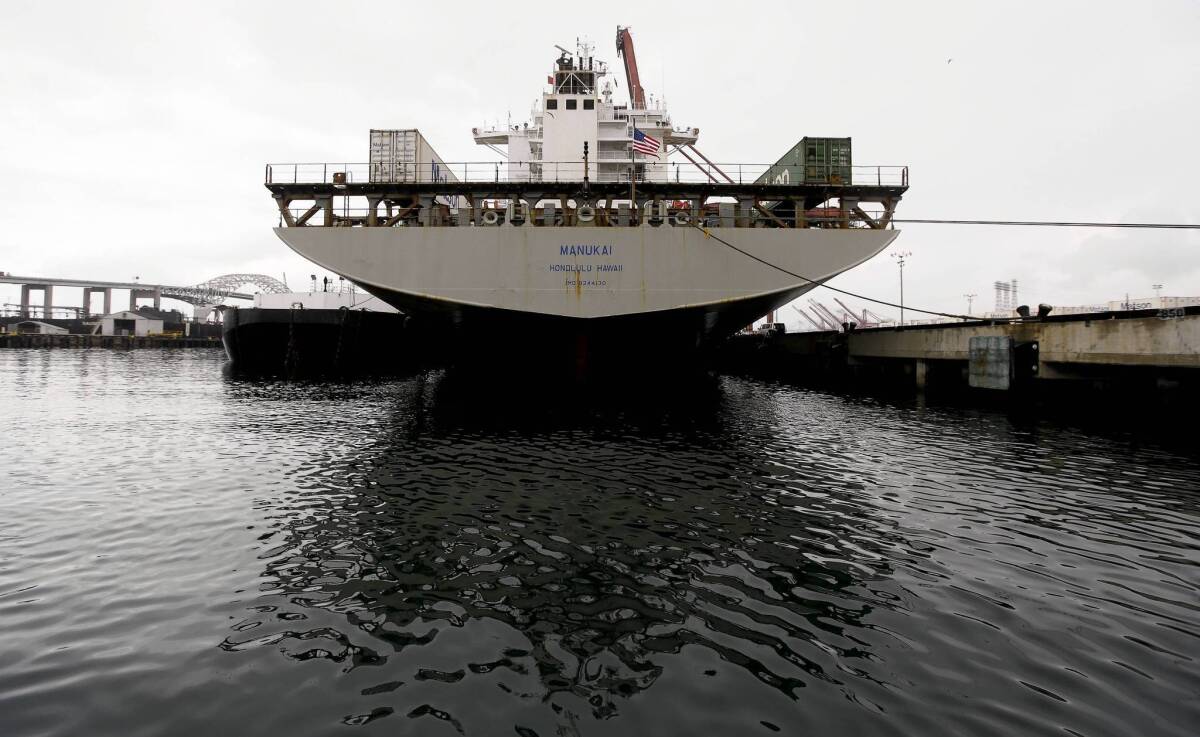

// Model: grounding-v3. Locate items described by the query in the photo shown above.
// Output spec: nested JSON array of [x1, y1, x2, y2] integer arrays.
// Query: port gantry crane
[[834, 297, 890, 328]]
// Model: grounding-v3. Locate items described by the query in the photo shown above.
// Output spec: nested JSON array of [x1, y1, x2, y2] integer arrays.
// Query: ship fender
[[646, 201, 667, 226], [482, 210, 500, 226], [576, 205, 596, 223]]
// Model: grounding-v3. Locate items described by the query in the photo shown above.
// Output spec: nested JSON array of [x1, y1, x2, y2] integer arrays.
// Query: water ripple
[[0, 349, 1197, 736]]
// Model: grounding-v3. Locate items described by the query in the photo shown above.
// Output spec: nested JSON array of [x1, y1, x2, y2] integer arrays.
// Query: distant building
[[989, 296, 1200, 318], [132, 306, 186, 323], [99, 311, 164, 337], [1106, 296, 1200, 311], [1054, 296, 1200, 315], [11, 320, 68, 335], [254, 290, 397, 312]]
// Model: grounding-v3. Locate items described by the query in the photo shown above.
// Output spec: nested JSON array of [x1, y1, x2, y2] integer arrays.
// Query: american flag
[[632, 127, 661, 157]]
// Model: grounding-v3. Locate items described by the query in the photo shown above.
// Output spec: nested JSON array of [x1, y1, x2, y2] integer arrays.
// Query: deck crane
[[615, 25, 734, 185], [615, 26, 646, 110]]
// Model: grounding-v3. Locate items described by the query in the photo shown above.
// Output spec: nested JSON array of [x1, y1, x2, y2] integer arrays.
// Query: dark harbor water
[[1, 349, 1197, 737]]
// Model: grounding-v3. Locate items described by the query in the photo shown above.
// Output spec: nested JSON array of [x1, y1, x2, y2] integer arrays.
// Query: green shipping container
[[758, 137, 852, 186], [802, 137, 852, 185]]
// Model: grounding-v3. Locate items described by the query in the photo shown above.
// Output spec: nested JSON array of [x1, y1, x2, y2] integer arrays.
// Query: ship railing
[[277, 205, 893, 229], [265, 162, 909, 188]]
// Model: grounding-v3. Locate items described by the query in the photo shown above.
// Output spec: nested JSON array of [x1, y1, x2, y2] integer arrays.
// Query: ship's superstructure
[[263, 29, 909, 365], [473, 38, 697, 185]]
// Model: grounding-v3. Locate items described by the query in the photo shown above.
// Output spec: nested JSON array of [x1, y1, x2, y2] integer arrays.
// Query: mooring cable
[[693, 223, 984, 321]]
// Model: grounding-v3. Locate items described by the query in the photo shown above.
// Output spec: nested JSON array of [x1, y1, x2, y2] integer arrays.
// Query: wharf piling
[[0, 334, 222, 350]]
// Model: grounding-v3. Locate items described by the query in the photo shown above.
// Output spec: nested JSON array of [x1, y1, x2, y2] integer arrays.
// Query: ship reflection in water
[[222, 371, 905, 734], [2, 351, 1196, 737], [215, 368, 1197, 737]]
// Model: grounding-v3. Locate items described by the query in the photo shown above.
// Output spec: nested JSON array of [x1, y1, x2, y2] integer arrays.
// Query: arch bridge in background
[[0, 272, 293, 320]]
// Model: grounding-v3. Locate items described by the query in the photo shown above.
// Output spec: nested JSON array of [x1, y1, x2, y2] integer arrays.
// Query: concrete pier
[[129, 287, 162, 311], [81, 287, 113, 316], [17, 284, 56, 319], [717, 307, 1200, 397]]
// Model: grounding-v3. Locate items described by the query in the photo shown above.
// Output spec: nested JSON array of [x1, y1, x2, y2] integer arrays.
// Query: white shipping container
[[369, 129, 459, 184]]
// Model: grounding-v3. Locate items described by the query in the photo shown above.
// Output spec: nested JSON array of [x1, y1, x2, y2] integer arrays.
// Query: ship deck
[[266, 179, 907, 209], [264, 162, 908, 230]]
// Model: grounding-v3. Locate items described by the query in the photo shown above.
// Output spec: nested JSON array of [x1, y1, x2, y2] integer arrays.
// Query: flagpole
[[630, 124, 637, 213]]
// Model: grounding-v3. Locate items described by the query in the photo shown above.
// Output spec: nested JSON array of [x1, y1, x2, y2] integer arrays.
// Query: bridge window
[[545, 98, 558, 110], [565, 99, 577, 110], [583, 99, 594, 110]]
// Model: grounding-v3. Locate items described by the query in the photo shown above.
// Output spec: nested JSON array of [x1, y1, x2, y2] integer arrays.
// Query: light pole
[[891, 251, 912, 325], [964, 293, 977, 318]]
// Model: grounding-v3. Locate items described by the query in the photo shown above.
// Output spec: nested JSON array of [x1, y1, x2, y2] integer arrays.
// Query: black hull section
[[223, 286, 813, 377], [357, 283, 816, 373], [222, 308, 416, 376]]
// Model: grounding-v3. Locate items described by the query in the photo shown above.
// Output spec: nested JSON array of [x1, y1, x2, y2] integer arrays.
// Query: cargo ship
[[264, 30, 908, 367]]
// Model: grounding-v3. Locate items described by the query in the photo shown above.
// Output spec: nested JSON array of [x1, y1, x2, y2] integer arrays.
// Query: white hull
[[275, 226, 898, 332]]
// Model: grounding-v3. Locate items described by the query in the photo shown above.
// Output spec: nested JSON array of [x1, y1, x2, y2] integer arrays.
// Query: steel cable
[[694, 224, 983, 321]]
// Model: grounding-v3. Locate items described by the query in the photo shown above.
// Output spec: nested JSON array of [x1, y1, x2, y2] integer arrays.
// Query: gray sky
[[2, 0, 1197, 324]]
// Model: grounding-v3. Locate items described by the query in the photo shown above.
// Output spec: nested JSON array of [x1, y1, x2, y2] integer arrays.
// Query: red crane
[[615, 26, 646, 110], [615, 25, 734, 184]]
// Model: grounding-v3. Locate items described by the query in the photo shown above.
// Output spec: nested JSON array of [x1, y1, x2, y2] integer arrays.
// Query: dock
[[716, 307, 1200, 396], [0, 334, 221, 350]]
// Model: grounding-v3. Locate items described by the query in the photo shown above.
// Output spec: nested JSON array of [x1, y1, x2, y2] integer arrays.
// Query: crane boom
[[810, 299, 846, 330], [615, 26, 646, 109], [833, 298, 865, 325], [792, 305, 826, 331]]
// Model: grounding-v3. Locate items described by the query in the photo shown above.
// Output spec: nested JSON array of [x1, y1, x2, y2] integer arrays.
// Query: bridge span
[[0, 273, 289, 319]]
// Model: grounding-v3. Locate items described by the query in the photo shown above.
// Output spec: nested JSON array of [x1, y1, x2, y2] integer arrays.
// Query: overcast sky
[[1, 0, 1197, 325]]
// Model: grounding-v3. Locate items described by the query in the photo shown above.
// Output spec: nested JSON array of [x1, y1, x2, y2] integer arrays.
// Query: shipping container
[[756, 136, 852, 186], [803, 137, 851, 185], [369, 129, 459, 184]]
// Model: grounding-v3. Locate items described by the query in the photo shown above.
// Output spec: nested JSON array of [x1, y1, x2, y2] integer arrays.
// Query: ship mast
[[615, 26, 646, 110]]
